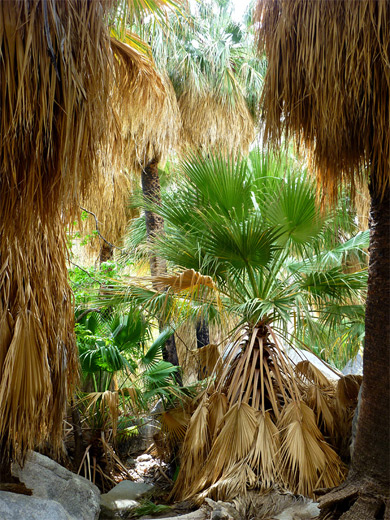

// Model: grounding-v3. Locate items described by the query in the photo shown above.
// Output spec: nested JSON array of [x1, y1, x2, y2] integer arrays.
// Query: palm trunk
[[99, 242, 114, 264], [0, 438, 12, 484], [141, 159, 181, 373], [196, 319, 210, 349], [318, 174, 390, 518]]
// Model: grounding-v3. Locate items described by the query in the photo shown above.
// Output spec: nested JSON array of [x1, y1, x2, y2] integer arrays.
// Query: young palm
[[138, 151, 367, 500]]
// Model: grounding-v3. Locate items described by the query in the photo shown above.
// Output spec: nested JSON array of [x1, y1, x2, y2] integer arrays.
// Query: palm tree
[[0, 0, 115, 483], [143, 0, 265, 155], [257, 0, 389, 516], [128, 0, 265, 358], [114, 151, 368, 499], [0, 0, 182, 484]]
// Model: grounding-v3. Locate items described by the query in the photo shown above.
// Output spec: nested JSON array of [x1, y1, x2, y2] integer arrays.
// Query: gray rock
[[141, 512, 206, 520], [285, 346, 342, 381], [0, 491, 71, 520], [100, 481, 153, 518], [137, 454, 152, 462], [342, 353, 363, 376], [273, 501, 319, 519], [11, 451, 100, 520]]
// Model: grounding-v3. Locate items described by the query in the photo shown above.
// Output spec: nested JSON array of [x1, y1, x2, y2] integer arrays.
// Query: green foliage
[[129, 500, 171, 518], [125, 150, 368, 368], [136, 0, 265, 119]]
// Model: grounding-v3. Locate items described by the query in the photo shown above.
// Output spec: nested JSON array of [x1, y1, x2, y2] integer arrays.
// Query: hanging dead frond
[[171, 325, 346, 502], [295, 361, 332, 389], [336, 375, 362, 410], [111, 36, 181, 170], [154, 269, 216, 293], [0, 223, 78, 456], [0, 0, 114, 460], [179, 90, 255, 156], [160, 407, 189, 443], [77, 169, 139, 261], [247, 411, 280, 489], [170, 397, 210, 499], [277, 401, 346, 497], [257, 0, 390, 200], [197, 461, 257, 503], [197, 344, 222, 380], [207, 393, 228, 442]]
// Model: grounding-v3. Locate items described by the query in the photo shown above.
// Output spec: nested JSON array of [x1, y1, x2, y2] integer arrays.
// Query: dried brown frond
[[305, 385, 336, 436], [170, 397, 210, 499], [160, 407, 189, 443], [197, 461, 257, 503], [85, 391, 120, 438], [336, 375, 362, 410], [331, 375, 362, 460], [217, 327, 301, 415], [78, 168, 138, 260], [277, 401, 346, 497], [197, 344, 222, 380], [179, 90, 255, 156], [257, 0, 390, 200], [154, 269, 216, 292], [247, 411, 280, 488], [195, 403, 258, 497], [171, 325, 347, 502], [0, 1, 114, 459], [112, 36, 181, 170], [0, 224, 78, 458], [207, 393, 228, 441], [295, 361, 332, 388]]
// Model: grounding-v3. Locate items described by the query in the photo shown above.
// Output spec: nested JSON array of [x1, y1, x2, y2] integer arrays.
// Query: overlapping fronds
[[257, 0, 390, 199], [0, 1, 114, 230], [78, 169, 138, 259], [0, 224, 78, 456], [154, 269, 216, 293], [247, 411, 280, 489], [0, 0, 114, 458], [277, 402, 346, 496], [179, 90, 255, 155], [139, 2, 265, 155], [171, 329, 346, 502], [111, 36, 181, 169]]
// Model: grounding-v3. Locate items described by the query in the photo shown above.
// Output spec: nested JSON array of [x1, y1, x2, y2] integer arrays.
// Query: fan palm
[[257, 1, 389, 516], [141, 0, 265, 155], [0, 0, 115, 483], [0, 0, 183, 483], [116, 151, 368, 499], [123, 0, 265, 363]]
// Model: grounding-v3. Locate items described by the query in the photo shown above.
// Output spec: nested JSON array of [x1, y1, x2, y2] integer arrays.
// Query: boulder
[[0, 491, 71, 520], [284, 346, 341, 381], [11, 451, 100, 520], [342, 353, 363, 376], [100, 480, 153, 519]]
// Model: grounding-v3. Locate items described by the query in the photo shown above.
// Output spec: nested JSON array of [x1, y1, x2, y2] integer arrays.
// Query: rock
[[273, 501, 319, 519], [100, 481, 153, 518], [284, 346, 341, 381], [342, 353, 363, 376], [11, 451, 100, 520], [141, 511, 206, 520], [137, 454, 152, 462], [0, 491, 71, 520]]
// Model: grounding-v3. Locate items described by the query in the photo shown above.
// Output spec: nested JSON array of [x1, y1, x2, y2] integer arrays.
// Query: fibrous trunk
[[318, 175, 390, 519], [141, 159, 180, 370]]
